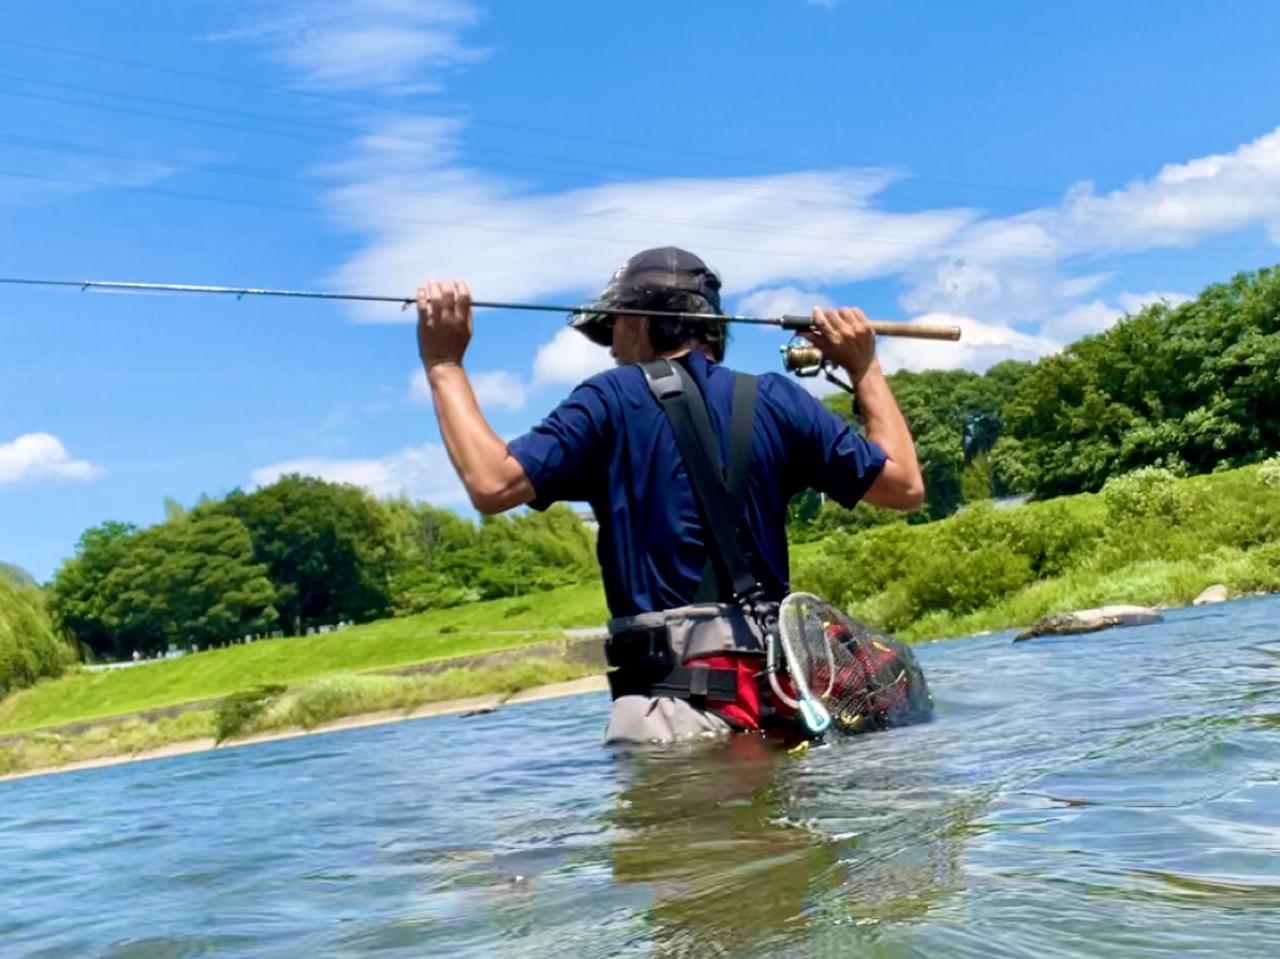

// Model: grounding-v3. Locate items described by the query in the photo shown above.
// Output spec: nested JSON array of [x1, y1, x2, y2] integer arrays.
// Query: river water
[[4, 596, 1280, 957]]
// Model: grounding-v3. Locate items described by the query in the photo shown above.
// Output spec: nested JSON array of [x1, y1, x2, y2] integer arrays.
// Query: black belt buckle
[[605, 625, 674, 668]]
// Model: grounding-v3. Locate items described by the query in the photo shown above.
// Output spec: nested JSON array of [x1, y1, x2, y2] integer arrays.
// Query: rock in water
[[1192, 584, 1229, 606], [1015, 605, 1163, 642]]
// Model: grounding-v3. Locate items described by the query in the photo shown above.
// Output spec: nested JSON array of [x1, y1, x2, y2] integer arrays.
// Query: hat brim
[[567, 307, 616, 348]]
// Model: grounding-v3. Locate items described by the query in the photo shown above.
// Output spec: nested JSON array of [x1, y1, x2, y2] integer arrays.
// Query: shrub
[[1238, 542, 1280, 594], [1259, 455, 1280, 489], [1101, 467, 1192, 523], [214, 684, 287, 742], [1006, 498, 1108, 578]]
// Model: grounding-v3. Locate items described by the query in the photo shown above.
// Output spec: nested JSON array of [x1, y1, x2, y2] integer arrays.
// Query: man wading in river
[[416, 248, 925, 744]]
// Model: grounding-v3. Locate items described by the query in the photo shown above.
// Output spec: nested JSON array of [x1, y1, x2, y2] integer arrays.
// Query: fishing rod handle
[[779, 315, 961, 341]]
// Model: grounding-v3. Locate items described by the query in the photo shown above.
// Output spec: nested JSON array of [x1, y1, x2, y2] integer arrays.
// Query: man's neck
[[651, 343, 711, 362]]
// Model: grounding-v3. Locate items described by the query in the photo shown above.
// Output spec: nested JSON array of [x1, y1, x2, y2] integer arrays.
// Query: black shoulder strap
[[641, 358, 760, 603]]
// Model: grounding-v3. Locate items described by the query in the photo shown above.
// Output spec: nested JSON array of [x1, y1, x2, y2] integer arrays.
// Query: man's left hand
[[418, 279, 473, 369]]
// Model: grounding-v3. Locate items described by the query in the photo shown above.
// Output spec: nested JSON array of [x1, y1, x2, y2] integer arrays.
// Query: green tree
[[47, 520, 140, 660], [382, 498, 484, 613], [467, 505, 598, 599], [0, 577, 75, 697], [100, 514, 278, 656], [214, 475, 395, 634], [815, 361, 1033, 525]]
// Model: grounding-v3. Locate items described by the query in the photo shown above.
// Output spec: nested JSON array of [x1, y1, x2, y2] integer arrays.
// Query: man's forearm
[[850, 359, 925, 508], [427, 362, 533, 513]]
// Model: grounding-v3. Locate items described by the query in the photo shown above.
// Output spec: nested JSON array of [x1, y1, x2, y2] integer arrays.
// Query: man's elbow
[[900, 480, 926, 510], [469, 485, 517, 515], [467, 471, 535, 515], [863, 470, 926, 511]]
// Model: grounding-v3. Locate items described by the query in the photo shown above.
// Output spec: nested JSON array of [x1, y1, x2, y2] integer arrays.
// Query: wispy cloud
[[218, 0, 487, 93], [900, 126, 1280, 330], [0, 433, 103, 484], [322, 149, 974, 324], [250, 443, 467, 503], [0, 157, 172, 209]]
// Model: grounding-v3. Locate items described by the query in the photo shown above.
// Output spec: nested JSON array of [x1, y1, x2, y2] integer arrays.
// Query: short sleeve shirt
[[507, 351, 886, 619]]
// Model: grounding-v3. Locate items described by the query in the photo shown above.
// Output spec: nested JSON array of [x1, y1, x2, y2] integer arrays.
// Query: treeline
[[993, 266, 1279, 498], [46, 475, 597, 662], [791, 264, 1280, 535]]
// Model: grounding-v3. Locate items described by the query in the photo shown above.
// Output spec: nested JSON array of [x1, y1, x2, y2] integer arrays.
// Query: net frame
[[770, 592, 932, 737]]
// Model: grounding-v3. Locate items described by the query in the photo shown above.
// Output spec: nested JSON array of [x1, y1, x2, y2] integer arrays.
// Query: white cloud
[[734, 287, 834, 326], [1041, 299, 1128, 342], [470, 370, 527, 410], [251, 443, 467, 503], [318, 127, 976, 324], [877, 313, 1062, 374], [0, 433, 103, 484], [531, 328, 615, 386], [1039, 290, 1193, 343], [408, 367, 529, 410], [898, 126, 1280, 330], [1049, 128, 1280, 250], [219, 0, 486, 92], [408, 368, 432, 404], [1118, 290, 1193, 314], [317, 117, 1280, 376]]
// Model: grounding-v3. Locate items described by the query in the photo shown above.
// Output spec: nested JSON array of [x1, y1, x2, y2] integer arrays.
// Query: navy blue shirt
[[507, 352, 886, 618]]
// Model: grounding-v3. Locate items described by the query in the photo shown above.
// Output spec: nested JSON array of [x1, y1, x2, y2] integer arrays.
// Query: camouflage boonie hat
[[568, 247, 728, 357]]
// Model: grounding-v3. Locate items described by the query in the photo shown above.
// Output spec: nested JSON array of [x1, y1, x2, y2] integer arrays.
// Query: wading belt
[[604, 357, 765, 709]]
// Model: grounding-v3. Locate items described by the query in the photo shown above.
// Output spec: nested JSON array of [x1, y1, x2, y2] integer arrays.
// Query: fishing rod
[[0, 275, 963, 387]]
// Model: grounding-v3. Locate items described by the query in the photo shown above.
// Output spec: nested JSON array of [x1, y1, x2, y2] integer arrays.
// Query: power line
[[1, 138, 1269, 262], [0, 35, 1068, 203], [1, 76, 1264, 246]]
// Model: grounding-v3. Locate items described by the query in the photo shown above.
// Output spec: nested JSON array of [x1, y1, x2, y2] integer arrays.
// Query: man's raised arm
[[418, 280, 534, 514], [805, 306, 924, 511]]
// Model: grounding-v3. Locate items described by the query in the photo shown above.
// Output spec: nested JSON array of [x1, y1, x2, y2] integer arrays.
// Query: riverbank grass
[[0, 658, 601, 778], [0, 582, 608, 736]]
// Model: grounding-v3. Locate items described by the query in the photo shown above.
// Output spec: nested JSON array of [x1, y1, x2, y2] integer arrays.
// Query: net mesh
[[776, 592, 934, 735]]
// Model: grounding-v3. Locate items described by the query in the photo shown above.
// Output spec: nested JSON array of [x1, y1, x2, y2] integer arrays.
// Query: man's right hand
[[801, 307, 878, 385]]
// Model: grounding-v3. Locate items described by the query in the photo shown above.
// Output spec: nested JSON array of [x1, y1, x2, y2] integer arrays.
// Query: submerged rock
[[1193, 584, 1229, 606], [1015, 605, 1163, 642]]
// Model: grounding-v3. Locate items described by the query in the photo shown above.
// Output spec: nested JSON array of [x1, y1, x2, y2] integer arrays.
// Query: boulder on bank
[[1193, 584, 1229, 606], [1015, 605, 1163, 642]]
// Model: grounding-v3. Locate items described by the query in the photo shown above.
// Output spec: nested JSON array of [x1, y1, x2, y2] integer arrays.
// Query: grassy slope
[[0, 582, 608, 735]]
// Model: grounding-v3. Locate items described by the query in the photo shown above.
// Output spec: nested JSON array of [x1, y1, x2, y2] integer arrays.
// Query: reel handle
[[780, 315, 962, 341]]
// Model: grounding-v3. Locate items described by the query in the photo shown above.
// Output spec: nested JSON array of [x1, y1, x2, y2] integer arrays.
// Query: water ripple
[[4, 597, 1280, 956]]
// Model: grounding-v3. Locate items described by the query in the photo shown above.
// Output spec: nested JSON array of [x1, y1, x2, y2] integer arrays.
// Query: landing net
[[775, 592, 934, 735]]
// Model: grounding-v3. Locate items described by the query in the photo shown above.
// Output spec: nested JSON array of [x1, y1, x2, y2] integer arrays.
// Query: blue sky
[[4, 0, 1280, 583]]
